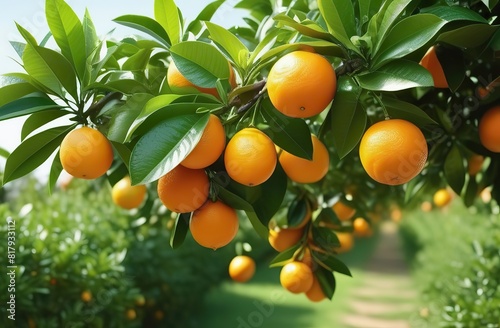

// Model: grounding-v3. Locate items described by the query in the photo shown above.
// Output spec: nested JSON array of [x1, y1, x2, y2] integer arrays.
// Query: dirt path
[[341, 221, 418, 328]]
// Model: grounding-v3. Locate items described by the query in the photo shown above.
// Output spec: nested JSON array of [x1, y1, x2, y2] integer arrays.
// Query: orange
[[468, 154, 484, 176], [353, 217, 372, 237], [111, 176, 147, 210], [267, 51, 336, 118], [479, 105, 500, 153], [157, 165, 209, 213], [81, 290, 92, 303], [421, 201, 433, 212], [224, 128, 277, 186], [332, 201, 356, 221], [390, 207, 403, 223], [335, 232, 354, 253], [60, 126, 114, 179], [279, 135, 330, 183], [433, 188, 453, 208], [190, 200, 239, 250], [125, 309, 137, 320], [268, 228, 304, 252], [359, 119, 428, 185], [419, 46, 448, 88], [167, 60, 236, 99], [300, 247, 314, 268], [181, 114, 226, 169], [280, 261, 314, 294], [305, 276, 326, 302], [228, 255, 256, 283]]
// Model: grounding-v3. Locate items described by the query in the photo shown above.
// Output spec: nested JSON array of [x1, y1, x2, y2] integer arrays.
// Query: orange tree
[[0, 0, 499, 301]]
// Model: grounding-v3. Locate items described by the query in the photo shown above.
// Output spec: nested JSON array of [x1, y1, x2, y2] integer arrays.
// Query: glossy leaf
[[113, 15, 170, 47], [3, 125, 75, 184], [269, 244, 301, 268], [372, 14, 446, 69], [154, 0, 180, 45], [0, 96, 62, 121], [314, 251, 352, 277], [381, 96, 438, 126], [213, 174, 255, 212], [186, 1, 225, 35], [312, 226, 341, 249], [358, 0, 385, 27], [261, 99, 313, 160], [170, 213, 190, 249], [129, 113, 209, 185], [107, 94, 154, 143], [317, 0, 359, 54], [89, 80, 151, 95], [45, 0, 86, 78], [314, 207, 342, 227], [48, 151, 63, 195], [83, 9, 99, 59], [170, 41, 230, 88], [422, 6, 487, 23], [23, 44, 78, 100], [0, 147, 10, 159], [357, 60, 434, 91], [0, 82, 38, 107], [437, 24, 500, 49], [21, 109, 72, 141], [315, 266, 336, 299], [246, 211, 271, 240], [273, 13, 334, 41], [444, 144, 466, 194], [122, 49, 153, 71], [287, 196, 309, 228], [330, 77, 367, 159], [205, 21, 249, 68]]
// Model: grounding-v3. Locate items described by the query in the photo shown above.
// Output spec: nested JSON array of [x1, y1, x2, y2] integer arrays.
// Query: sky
[[0, 0, 244, 176]]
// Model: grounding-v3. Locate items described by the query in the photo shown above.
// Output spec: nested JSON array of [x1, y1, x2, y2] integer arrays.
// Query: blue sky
[[0, 0, 244, 174]]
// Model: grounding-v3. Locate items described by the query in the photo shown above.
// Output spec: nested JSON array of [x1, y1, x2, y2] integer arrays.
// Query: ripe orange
[[359, 119, 428, 185], [111, 176, 147, 210], [433, 188, 453, 208], [268, 228, 304, 252], [167, 60, 236, 99], [479, 105, 500, 153], [157, 165, 209, 213], [224, 128, 277, 186], [181, 114, 226, 169], [467, 154, 484, 176], [228, 255, 256, 283], [419, 46, 448, 88], [332, 201, 356, 221], [60, 126, 114, 179], [267, 51, 336, 118], [279, 135, 330, 183], [300, 247, 314, 268], [190, 200, 239, 250], [81, 290, 92, 303], [125, 309, 137, 320], [280, 261, 314, 294], [353, 217, 372, 237], [305, 276, 326, 302], [335, 232, 354, 253]]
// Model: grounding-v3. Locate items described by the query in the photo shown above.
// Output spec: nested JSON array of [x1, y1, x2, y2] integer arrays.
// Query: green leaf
[[269, 244, 301, 268], [170, 213, 190, 249], [129, 113, 209, 185], [357, 60, 434, 91], [205, 21, 249, 69], [107, 94, 154, 143], [213, 174, 255, 212], [381, 96, 438, 126], [261, 99, 313, 160], [314, 207, 342, 227], [21, 109, 72, 141], [0, 96, 62, 121], [0, 82, 38, 107], [154, 0, 181, 45], [435, 45, 465, 92], [317, 0, 359, 54], [122, 48, 153, 71], [15, 23, 37, 47], [89, 79, 151, 95], [287, 196, 309, 228], [111, 142, 133, 169], [0, 147, 10, 159], [48, 151, 63, 194], [83, 9, 99, 59], [186, 1, 225, 35], [481, 0, 499, 11], [45, 0, 86, 78], [315, 266, 336, 299], [273, 13, 334, 42], [437, 24, 500, 49], [313, 251, 352, 277], [372, 14, 446, 69], [444, 144, 466, 194], [246, 211, 271, 240], [113, 15, 170, 47], [170, 41, 230, 88], [463, 177, 478, 207], [422, 6, 487, 23], [23, 44, 79, 100], [312, 226, 340, 249], [358, 0, 385, 26], [330, 77, 366, 159], [3, 125, 75, 184]]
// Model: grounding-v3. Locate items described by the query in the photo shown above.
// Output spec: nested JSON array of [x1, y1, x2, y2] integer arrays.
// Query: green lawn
[[197, 235, 378, 328]]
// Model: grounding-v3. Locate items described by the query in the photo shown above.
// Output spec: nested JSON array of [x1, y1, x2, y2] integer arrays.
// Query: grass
[[196, 234, 379, 328]]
